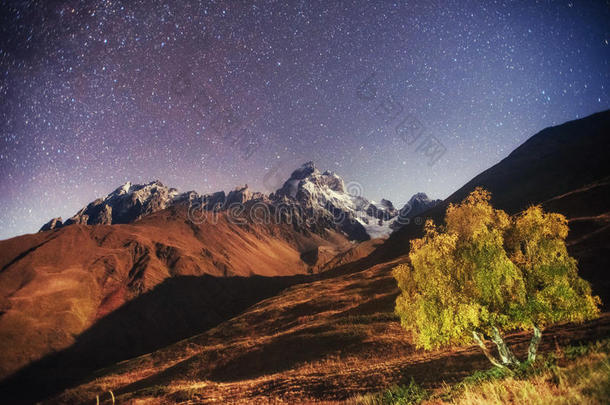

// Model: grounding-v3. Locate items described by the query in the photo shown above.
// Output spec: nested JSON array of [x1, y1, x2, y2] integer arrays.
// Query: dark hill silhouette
[[447, 109, 610, 213], [374, 110, 610, 304]]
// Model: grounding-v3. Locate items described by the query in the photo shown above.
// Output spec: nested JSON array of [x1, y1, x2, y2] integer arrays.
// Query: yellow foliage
[[393, 188, 600, 351]]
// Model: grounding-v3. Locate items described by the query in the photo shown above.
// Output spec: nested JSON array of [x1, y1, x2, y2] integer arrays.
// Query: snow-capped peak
[[272, 162, 398, 239], [120, 181, 131, 194], [39, 163, 440, 240]]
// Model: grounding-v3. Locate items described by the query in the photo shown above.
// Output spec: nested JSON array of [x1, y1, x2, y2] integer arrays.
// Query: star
[[0, 0, 608, 239]]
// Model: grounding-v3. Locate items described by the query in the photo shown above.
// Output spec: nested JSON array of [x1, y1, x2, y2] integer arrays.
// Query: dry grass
[[48, 254, 610, 404], [351, 340, 610, 405], [441, 343, 610, 405]]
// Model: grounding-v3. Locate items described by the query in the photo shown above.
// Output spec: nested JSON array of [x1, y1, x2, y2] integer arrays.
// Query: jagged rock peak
[[106, 180, 168, 200], [115, 181, 132, 195], [39, 217, 63, 232], [38, 167, 438, 242], [40, 180, 183, 229], [380, 199, 395, 210], [389, 192, 442, 230], [408, 192, 431, 202], [276, 161, 346, 198], [226, 185, 253, 205], [401, 192, 441, 214], [289, 161, 317, 180]]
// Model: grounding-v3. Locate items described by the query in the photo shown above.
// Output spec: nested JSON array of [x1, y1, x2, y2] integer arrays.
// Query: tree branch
[[491, 326, 519, 366], [527, 325, 542, 362], [472, 331, 506, 369]]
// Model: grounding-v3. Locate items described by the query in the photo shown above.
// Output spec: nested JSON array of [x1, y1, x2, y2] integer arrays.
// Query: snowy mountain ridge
[[40, 162, 440, 240]]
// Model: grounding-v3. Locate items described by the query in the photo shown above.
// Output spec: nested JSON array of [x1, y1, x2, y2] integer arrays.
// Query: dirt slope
[[0, 204, 356, 381]]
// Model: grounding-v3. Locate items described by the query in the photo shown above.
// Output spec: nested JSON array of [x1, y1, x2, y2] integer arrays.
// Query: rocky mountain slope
[[39, 180, 182, 230], [0, 208, 346, 382], [0, 162, 435, 384]]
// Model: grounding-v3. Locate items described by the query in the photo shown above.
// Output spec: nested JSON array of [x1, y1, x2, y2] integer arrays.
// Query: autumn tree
[[394, 188, 600, 368]]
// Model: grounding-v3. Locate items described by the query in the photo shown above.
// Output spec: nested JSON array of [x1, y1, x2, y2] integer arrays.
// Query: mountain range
[[0, 110, 608, 404], [39, 161, 439, 240]]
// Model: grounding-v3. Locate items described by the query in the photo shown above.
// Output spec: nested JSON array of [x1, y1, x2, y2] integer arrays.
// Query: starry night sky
[[0, 1, 608, 240]]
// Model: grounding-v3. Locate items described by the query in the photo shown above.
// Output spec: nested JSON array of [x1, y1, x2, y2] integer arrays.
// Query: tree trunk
[[491, 326, 519, 366], [527, 325, 542, 362], [472, 331, 506, 369]]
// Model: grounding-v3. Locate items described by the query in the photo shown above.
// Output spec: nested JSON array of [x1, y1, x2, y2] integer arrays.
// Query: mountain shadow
[[0, 273, 308, 404]]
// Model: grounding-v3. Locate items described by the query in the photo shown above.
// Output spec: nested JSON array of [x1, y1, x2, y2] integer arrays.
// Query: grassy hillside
[[42, 255, 610, 404], [355, 339, 610, 405]]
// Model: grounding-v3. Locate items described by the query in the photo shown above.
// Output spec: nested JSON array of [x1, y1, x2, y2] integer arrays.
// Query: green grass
[[354, 378, 429, 405]]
